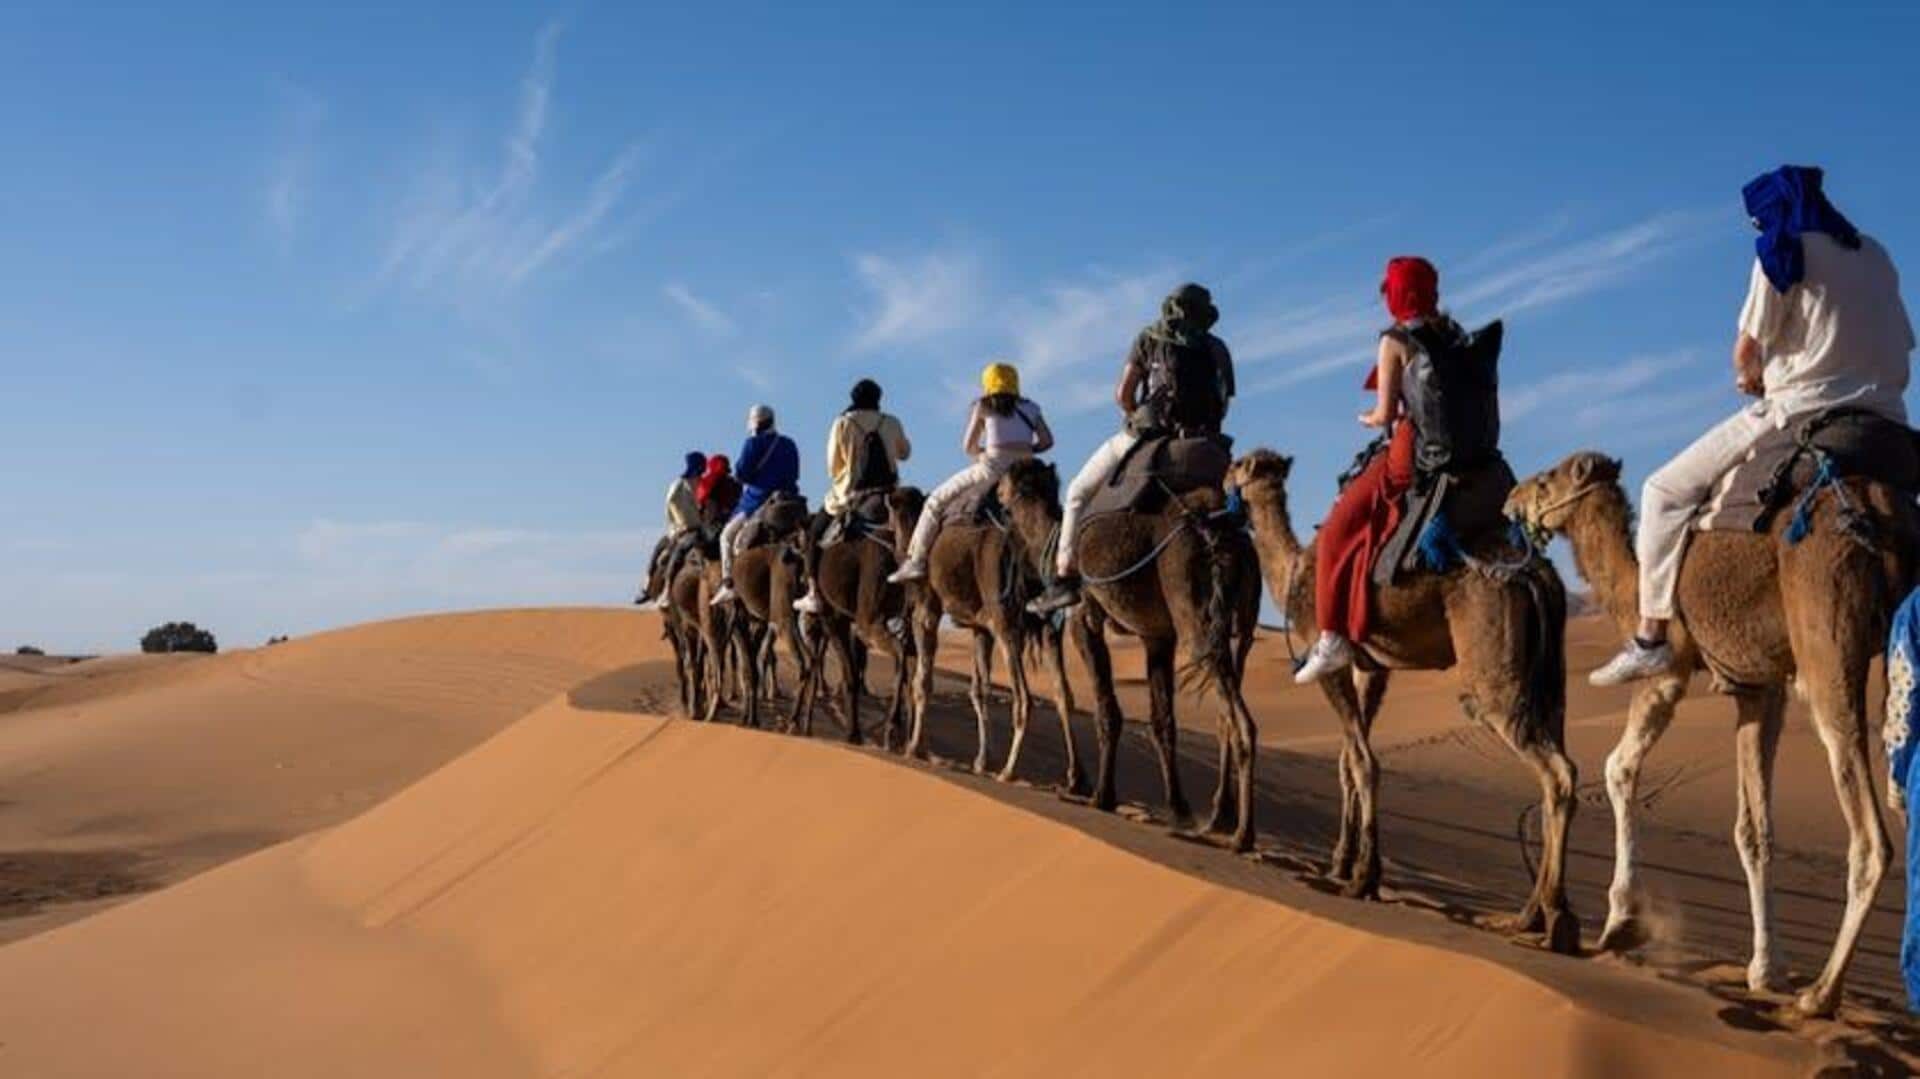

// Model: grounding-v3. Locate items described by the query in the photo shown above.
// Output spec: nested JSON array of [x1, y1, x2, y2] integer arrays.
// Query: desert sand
[[0, 606, 1907, 1074]]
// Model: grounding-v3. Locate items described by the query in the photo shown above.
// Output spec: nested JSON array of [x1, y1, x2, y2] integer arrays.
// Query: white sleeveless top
[[980, 398, 1043, 450]]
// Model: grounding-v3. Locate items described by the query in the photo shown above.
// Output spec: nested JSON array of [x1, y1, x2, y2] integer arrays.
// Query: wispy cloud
[[1243, 211, 1713, 393], [1504, 349, 1701, 422], [848, 249, 984, 352], [663, 283, 738, 336], [373, 21, 645, 305], [263, 84, 325, 252]]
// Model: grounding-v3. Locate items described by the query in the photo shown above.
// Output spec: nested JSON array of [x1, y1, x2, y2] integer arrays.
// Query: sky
[[3, 1, 1918, 653]]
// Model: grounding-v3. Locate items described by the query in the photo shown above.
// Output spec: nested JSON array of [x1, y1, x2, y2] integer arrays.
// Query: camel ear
[[1569, 452, 1621, 487], [1277, 455, 1294, 480]]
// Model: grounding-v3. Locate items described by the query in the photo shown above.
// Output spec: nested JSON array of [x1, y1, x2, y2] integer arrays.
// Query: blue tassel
[[1415, 511, 1463, 572], [1785, 456, 1835, 547]]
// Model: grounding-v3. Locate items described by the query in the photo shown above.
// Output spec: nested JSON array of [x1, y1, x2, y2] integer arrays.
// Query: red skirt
[[1315, 422, 1416, 641]]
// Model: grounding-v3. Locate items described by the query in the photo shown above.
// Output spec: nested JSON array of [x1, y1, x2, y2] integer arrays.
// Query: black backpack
[[848, 415, 898, 491], [1133, 336, 1227, 436], [1397, 319, 1502, 475]]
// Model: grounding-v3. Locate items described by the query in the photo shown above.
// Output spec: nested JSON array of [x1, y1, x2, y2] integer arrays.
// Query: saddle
[[1083, 434, 1234, 520], [1372, 455, 1518, 586], [940, 484, 1008, 529], [1694, 407, 1920, 536], [819, 488, 895, 547], [734, 492, 811, 551]]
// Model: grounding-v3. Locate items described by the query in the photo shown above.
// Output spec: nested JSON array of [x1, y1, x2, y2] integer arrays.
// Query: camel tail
[[1186, 523, 1242, 695], [1518, 558, 1569, 748]]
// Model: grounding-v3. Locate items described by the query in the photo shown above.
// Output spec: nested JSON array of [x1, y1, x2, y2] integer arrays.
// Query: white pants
[[1637, 403, 1775, 620], [719, 514, 747, 581], [906, 452, 1024, 564], [1059, 431, 1139, 576]]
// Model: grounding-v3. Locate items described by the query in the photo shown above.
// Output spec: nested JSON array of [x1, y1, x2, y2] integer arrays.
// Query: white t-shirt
[[1737, 232, 1914, 426], [980, 398, 1044, 451]]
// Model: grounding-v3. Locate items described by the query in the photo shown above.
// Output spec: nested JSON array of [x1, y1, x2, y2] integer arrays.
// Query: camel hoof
[[1747, 956, 1788, 994], [1340, 874, 1380, 901], [1793, 986, 1838, 1020], [1093, 791, 1118, 814], [993, 766, 1016, 783], [1544, 909, 1581, 956], [1202, 813, 1233, 837], [1595, 917, 1646, 954], [971, 757, 988, 776], [1229, 828, 1255, 855], [1503, 904, 1546, 936]]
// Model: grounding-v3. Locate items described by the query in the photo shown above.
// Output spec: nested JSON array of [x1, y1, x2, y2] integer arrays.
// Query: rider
[[1293, 256, 1457, 682], [1590, 165, 1915, 686], [1028, 283, 1235, 614], [637, 451, 706, 606], [794, 379, 913, 614], [711, 405, 801, 606], [889, 362, 1054, 584]]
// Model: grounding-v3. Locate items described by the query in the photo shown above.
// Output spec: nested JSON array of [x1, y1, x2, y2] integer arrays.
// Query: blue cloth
[[1742, 165, 1861, 293], [1885, 585, 1920, 1012], [682, 451, 707, 480], [732, 431, 800, 518]]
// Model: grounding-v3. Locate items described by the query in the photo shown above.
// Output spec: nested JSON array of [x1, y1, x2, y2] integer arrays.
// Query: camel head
[[999, 458, 1060, 512], [1506, 451, 1624, 545], [1226, 448, 1293, 502], [886, 486, 926, 538]]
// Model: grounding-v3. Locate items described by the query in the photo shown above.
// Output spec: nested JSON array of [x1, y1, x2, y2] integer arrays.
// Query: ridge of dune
[[0, 606, 662, 941], [0, 694, 1810, 1077]]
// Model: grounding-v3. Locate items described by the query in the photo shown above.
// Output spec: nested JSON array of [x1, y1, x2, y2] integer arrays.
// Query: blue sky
[[4, 2, 1917, 652]]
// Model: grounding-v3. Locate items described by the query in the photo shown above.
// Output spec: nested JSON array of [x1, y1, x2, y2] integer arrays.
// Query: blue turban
[[683, 451, 707, 479], [1742, 165, 1861, 294]]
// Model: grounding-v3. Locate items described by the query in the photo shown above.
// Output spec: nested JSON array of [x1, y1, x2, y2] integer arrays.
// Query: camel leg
[[1043, 622, 1086, 796], [1205, 720, 1238, 837], [1317, 673, 1378, 895], [1493, 709, 1580, 955], [1071, 607, 1124, 813], [996, 624, 1036, 783], [836, 622, 865, 746], [1791, 632, 1890, 1017], [1596, 676, 1685, 952], [1732, 686, 1788, 992], [882, 636, 911, 753], [1144, 638, 1195, 830], [968, 630, 994, 774], [905, 608, 938, 761]]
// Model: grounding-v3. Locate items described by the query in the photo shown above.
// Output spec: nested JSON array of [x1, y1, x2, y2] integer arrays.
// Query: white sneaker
[[1589, 640, 1673, 687], [887, 559, 928, 585], [793, 590, 824, 615], [709, 583, 738, 607], [1294, 633, 1355, 685]]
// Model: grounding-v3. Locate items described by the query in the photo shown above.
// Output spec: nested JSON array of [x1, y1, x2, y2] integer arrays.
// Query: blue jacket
[[733, 431, 801, 517]]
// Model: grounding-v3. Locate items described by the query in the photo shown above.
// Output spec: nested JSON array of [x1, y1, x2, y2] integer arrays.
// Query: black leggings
[[803, 512, 834, 589]]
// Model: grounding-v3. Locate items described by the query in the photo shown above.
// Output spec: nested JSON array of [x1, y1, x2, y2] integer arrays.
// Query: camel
[[886, 486, 1083, 790], [720, 540, 811, 729], [789, 504, 916, 747], [1507, 451, 1919, 1016], [1225, 449, 1580, 954], [997, 459, 1262, 852], [663, 549, 731, 721]]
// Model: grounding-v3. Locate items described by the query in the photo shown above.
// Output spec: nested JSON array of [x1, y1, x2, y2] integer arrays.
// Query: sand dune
[[0, 608, 655, 940], [0, 607, 1903, 1073]]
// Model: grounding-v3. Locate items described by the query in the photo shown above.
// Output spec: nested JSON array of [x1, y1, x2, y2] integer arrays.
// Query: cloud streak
[[263, 84, 325, 251], [663, 283, 738, 336], [848, 250, 984, 352], [373, 21, 644, 305]]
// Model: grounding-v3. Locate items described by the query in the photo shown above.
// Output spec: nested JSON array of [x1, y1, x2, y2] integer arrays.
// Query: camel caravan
[[634, 165, 1919, 1020]]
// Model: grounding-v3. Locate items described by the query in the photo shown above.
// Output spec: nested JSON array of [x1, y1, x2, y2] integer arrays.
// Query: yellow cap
[[981, 362, 1020, 397]]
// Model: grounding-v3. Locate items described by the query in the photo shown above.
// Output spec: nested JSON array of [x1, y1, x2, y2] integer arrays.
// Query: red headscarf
[[1380, 256, 1439, 324], [696, 455, 732, 505]]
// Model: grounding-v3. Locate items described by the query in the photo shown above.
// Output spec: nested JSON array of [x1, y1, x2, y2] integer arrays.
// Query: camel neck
[[1565, 489, 1641, 634], [1242, 481, 1308, 614]]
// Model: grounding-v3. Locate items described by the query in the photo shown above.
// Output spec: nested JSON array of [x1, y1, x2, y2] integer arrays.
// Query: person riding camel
[[645, 453, 736, 611], [889, 362, 1054, 584], [1294, 256, 1473, 682], [1589, 165, 1915, 686], [636, 451, 706, 606], [794, 379, 913, 615], [711, 405, 802, 607], [1027, 283, 1235, 614]]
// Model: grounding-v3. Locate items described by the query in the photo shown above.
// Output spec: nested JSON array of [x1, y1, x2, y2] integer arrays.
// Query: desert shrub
[[140, 622, 218, 655]]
